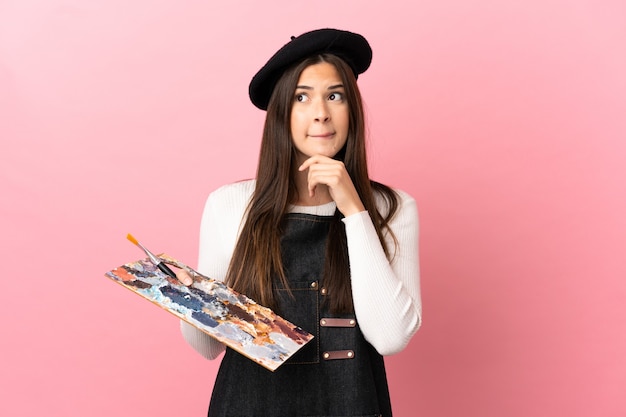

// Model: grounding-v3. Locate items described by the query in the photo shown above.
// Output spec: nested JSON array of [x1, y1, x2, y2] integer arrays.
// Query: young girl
[[177, 28, 422, 417]]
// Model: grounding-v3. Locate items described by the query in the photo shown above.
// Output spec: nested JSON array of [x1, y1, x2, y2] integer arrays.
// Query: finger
[[306, 165, 341, 187], [306, 173, 338, 199], [175, 269, 194, 286], [298, 155, 335, 171], [308, 173, 341, 191], [306, 168, 365, 216], [308, 174, 317, 197]]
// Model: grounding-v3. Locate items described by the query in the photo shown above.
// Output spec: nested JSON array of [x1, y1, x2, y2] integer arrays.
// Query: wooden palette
[[105, 254, 313, 371]]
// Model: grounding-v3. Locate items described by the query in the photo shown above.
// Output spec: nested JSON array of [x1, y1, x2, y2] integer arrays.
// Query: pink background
[[1, 1, 625, 416]]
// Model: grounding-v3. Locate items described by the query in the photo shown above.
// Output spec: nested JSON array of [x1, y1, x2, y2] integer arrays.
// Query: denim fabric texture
[[208, 213, 391, 417]]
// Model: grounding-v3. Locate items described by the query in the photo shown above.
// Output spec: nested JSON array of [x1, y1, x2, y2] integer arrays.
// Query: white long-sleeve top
[[180, 179, 421, 359]]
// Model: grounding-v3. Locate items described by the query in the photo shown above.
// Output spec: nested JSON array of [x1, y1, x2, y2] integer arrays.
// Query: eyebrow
[[295, 84, 345, 90]]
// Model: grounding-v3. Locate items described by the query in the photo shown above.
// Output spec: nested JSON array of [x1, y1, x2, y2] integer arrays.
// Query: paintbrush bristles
[[126, 233, 139, 246]]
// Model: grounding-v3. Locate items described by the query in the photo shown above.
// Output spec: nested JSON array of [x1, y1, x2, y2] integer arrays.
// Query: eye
[[295, 93, 309, 103], [328, 92, 344, 101]]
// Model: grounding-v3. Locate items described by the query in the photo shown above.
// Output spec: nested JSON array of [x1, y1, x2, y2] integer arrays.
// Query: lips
[[308, 132, 335, 138]]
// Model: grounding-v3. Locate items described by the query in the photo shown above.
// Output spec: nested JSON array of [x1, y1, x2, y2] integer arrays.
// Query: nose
[[313, 100, 330, 122]]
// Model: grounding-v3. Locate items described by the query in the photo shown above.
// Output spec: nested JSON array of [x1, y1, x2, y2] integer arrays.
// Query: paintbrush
[[126, 233, 177, 279]]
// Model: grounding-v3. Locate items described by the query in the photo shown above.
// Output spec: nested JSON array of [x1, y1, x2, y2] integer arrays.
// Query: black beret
[[249, 28, 372, 110]]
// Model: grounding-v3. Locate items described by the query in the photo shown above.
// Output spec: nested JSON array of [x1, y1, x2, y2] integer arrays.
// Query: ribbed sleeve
[[342, 190, 421, 355]]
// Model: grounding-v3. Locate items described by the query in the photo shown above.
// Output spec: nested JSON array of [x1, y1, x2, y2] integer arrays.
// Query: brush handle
[[157, 262, 177, 279]]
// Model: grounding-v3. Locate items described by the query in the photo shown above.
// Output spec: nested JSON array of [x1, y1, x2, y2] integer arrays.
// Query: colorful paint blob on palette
[[105, 254, 313, 371]]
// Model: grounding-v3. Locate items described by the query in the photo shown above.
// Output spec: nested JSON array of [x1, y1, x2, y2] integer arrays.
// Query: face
[[290, 61, 349, 163]]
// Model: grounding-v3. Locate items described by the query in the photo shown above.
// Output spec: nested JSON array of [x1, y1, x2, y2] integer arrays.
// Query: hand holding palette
[[105, 249, 313, 371]]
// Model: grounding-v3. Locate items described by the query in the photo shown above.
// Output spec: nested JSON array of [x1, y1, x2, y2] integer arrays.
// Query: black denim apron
[[208, 213, 392, 417]]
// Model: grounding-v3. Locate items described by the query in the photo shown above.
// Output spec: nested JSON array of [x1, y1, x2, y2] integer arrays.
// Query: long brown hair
[[225, 54, 398, 313]]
